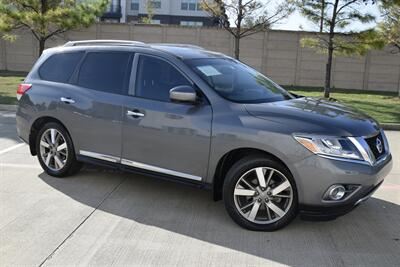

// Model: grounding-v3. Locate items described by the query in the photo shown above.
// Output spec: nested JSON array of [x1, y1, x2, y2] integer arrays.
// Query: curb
[[0, 104, 17, 112], [0, 103, 399, 131], [381, 123, 400, 131]]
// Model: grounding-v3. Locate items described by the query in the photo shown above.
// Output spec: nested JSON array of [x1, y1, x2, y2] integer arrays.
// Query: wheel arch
[[212, 147, 294, 201], [29, 116, 71, 156]]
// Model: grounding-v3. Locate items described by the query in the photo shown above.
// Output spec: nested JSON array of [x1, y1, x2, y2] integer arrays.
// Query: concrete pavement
[[0, 110, 399, 267]]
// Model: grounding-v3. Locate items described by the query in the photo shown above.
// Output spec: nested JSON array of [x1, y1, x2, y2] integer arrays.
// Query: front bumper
[[299, 180, 384, 220], [293, 153, 393, 219]]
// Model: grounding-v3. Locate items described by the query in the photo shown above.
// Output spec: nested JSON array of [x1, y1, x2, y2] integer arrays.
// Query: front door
[[121, 54, 212, 181]]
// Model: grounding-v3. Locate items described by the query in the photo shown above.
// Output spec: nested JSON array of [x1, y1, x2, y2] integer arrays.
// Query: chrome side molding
[[127, 110, 145, 117], [79, 150, 120, 163], [121, 159, 202, 181], [79, 150, 202, 181]]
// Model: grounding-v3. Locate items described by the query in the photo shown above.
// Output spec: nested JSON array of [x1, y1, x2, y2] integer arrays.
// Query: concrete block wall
[[0, 23, 399, 93], [367, 48, 400, 92], [264, 31, 299, 85]]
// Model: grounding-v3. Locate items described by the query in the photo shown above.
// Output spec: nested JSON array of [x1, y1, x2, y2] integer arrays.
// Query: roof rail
[[64, 40, 147, 47], [150, 43, 204, 50]]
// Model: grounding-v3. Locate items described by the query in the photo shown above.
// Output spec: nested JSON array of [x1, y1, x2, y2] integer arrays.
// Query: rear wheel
[[36, 122, 81, 177], [223, 155, 298, 231]]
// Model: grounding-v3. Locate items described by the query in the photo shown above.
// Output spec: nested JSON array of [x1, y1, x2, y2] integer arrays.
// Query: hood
[[245, 97, 380, 137]]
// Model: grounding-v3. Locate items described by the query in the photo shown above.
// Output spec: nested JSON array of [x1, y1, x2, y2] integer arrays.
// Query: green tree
[[0, 0, 108, 56], [141, 0, 155, 24], [201, 0, 294, 60], [293, 0, 384, 98], [379, 0, 400, 52]]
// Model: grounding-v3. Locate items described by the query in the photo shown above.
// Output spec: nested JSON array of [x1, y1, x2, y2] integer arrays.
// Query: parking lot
[[0, 109, 399, 267]]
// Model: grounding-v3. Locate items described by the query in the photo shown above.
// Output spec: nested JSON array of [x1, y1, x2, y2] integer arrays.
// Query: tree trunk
[[319, 0, 325, 32], [234, 36, 240, 59], [324, 47, 333, 98], [324, 0, 339, 98], [38, 0, 47, 56], [234, 0, 242, 60], [39, 38, 46, 56]]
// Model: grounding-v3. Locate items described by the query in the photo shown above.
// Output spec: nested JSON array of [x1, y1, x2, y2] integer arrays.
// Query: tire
[[36, 122, 82, 177], [223, 155, 298, 231]]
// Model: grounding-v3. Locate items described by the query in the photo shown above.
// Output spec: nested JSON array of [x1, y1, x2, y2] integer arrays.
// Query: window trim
[[75, 51, 134, 95], [130, 0, 139, 10], [38, 51, 84, 84], [181, 0, 202, 11], [180, 20, 204, 27], [181, 2, 188, 10], [149, 0, 161, 9], [128, 53, 195, 101]]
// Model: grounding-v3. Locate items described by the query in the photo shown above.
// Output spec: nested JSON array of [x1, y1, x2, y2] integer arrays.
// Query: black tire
[[36, 122, 82, 177], [223, 155, 298, 231]]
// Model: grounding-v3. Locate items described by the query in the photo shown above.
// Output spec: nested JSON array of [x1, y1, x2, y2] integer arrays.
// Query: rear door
[[56, 50, 133, 162], [121, 54, 212, 182]]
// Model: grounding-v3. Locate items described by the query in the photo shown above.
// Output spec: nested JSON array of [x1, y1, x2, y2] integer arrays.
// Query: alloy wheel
[[233, 167, 293, 224], [39, 128, 68, 171]]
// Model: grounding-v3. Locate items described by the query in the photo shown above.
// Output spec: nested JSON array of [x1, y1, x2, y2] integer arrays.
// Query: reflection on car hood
[[245, 97, 380, 137]]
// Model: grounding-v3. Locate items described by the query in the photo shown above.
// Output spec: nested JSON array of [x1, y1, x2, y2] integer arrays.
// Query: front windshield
[[185, 58, 294, 103]]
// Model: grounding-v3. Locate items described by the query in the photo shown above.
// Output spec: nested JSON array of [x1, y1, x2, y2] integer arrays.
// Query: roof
[[149, 44, 227, 60], [60, 40, 228, 60]]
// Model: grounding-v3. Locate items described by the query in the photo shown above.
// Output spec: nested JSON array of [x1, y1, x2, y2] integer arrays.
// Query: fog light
[[327, 185, 346, 200]]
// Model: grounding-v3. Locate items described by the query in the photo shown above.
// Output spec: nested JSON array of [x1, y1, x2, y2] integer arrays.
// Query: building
[[101, 0, 217, 27], [101, 0, 126, 23]]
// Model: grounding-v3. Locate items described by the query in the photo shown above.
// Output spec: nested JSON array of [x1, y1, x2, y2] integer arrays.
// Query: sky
[[265, 0, 382, 32]]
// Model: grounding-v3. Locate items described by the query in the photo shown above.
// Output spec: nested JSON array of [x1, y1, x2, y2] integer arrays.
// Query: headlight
[[293, 135, 364, 161]]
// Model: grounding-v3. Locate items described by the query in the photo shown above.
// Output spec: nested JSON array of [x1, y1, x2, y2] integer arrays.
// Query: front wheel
[[223, 156, 298, 231], [36, 122, 81, 177]]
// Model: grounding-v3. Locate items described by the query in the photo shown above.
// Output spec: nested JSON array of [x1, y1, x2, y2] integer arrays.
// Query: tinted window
[[185, 58, 294, 103], [39, 52, 83, 83], [135, 55, 191, 102], [77, 52, 131, 94]]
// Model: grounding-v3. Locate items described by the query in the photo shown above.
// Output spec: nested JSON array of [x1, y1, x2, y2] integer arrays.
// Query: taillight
[[17, 83, 32, 100]]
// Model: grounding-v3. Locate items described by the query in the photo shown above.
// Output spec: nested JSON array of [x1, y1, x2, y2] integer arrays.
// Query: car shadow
[[38, 166, 400, 266]]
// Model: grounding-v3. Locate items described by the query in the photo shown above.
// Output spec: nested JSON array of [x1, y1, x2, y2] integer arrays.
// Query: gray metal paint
[[120, 94, 212, 180], [56, 83, 125, 160], [16, 43, 393, 210]]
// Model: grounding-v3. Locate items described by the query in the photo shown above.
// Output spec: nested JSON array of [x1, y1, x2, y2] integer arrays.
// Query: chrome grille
[[365, 132, 385, 160]]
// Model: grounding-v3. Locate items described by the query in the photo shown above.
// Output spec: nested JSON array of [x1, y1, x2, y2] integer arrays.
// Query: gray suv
[[16, 40, 392, 231]]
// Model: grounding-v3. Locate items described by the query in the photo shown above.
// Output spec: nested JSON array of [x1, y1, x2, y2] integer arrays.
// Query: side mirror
[[169, 85, 197, 104]]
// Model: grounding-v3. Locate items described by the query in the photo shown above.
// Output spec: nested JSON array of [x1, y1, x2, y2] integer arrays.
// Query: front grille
[[365, 132, 385, 160]]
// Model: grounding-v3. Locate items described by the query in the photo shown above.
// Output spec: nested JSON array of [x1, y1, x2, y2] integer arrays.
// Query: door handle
[[127, 110, 145, 118], [60, 97, 75, 104]]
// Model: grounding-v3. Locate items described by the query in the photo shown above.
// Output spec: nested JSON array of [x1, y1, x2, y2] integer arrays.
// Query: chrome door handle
[[60, 97, 75, 104], [127, 110, 145, 117]]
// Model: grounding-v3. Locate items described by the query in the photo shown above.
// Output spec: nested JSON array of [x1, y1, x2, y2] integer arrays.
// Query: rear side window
[[39, 52, 83, 83], [77, 52, 132, 94], [135, 55, 191, 102]]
